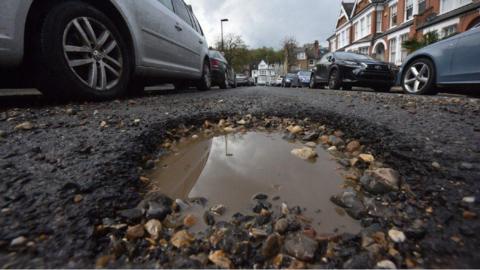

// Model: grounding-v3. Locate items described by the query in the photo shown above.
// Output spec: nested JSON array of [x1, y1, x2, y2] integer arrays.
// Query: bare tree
[[215, 34, 248, 66]]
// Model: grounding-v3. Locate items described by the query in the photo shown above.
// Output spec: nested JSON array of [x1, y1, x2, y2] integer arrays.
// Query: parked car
[[236, 74, 250, 86], [297, 71, 312, 87], [209, 50, 236, 89], [0, 0, 210, 100], [274, 76, 284, 87], [309, 52, 397, 92], [398, 25, 480, 95], [282, 73, 301, 88]]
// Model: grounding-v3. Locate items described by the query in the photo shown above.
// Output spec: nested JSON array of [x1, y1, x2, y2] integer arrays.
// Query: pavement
[[0, 86, 479, 268]]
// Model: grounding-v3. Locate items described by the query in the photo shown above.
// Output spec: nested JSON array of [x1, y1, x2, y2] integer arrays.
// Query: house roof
[[417, 2, 480, 30], [342, 2, 355, 18]]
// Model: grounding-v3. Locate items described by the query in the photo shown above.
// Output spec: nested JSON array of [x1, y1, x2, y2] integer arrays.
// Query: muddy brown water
[[148, 131, 360, 234]]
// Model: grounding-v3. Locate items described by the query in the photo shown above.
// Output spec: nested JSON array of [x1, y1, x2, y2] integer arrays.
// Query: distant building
[[328, 0, 480, 65], [251, 60, 282, 85], [288, 41, 329, 72]]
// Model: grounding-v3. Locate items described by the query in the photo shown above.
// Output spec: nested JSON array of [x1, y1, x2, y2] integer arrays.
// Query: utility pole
[[220, 18, 229, 51]]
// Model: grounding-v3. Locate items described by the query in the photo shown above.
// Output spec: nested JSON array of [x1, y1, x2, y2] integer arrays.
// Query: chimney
[[314, 40, 320, 58]]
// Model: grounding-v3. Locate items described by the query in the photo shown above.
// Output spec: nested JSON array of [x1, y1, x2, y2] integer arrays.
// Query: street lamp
[[220, 18, 229, 51]]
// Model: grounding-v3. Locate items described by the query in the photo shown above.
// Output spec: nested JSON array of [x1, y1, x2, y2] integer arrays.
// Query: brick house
[[289, 41, 330, 72], [327, 0, 480, 65]]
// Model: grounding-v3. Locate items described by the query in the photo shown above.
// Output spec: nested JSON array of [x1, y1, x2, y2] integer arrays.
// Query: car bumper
[[341, 68, 396, 87], [210, 70, 225, 84]]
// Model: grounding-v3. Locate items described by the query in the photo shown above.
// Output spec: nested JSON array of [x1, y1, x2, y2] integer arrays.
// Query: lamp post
[[220, 18, 229, 51]]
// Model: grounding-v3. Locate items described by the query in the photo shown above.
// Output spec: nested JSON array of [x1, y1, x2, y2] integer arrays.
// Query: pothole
[[147, 131, 361, 234], [98, 116, 409, 268]]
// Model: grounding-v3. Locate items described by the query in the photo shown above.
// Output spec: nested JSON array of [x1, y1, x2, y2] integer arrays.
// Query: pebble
[[287, 125, 303, 134], [305, 142, 317, 148], [203, 211, 215, 226], [10, 236, 28, 247], [237, 119, 247, 125], [291, 147, 317, 160], [388, 229, 406, 243], [359, 154, 375, 163], [183, 214, 197, 227], [192, 134, 199, 139], [463, 211, 477, 220], [346, 140, 361, 152], [460, 162, 473, 170], [281, 203, 289, 215], [462, 196, 475, 203], [210, 204, 226, 216], [302, 132, 319, 141], [274, 218, 289, 234], [171, 230, 194, 248], [118, 208, 143, 221], [14, 121, 33, 130], [73, 194, 83, 203], [252, 193, 268, 200], [0, 130, 6, 138], [327, 135, 344, 146], [261, 233, 282, 258], [126, 224, 145, 240], [144, 219, 162, 240], [360, 168, 400, 194], [284, 232, 318, 261], [432, 161, 441, 169], [208, 250, 233, 269], [376, 259, 397, 269]]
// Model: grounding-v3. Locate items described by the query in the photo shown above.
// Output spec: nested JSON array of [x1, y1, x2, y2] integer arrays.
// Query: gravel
[[0, 87, 479, 268]]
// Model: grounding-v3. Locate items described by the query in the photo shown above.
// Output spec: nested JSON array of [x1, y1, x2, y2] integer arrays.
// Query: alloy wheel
[[309, 77, 315, 88], [403, 62, 430, 93], [62, 17, 123, 91], [204, 64, 212, 88], [329, 71, 337, 89]]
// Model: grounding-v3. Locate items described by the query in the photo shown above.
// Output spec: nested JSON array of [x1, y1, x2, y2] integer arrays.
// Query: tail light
[[211, 59, 220, 69]]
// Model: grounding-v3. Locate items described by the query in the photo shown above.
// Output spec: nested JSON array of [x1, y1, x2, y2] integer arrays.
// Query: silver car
[[0, 0, 211, 100]]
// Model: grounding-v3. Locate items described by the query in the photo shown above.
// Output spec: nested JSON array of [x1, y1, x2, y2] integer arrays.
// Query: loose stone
[[346, 140, 361, 152], [144, 219, 162, 240], [183, 214, 197, 227], [14, 122, 34, 130], [388, 229, 406, 243], [376, 260, 397, 269], [287, 125, 303, 134], [126, 224, 145, 241], [209, 250, 233, 269], [261, 233, 282, 258], [291, 147, 317, 160], [210, 204, 226, 216], [284, 232, 318, 261], [10, 236, 28, 247], [274, 218, 289, 234], [171, 230, 194, 248], [360, 168, 400, 194]]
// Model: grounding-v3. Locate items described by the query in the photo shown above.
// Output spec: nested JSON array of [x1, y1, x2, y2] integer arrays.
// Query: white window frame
[[405, 0, 414, 21], [400, 33, 409, 62], [440, 0, 472, 15], [390, 4, 398, 28], [376, 11, 383, 32], [389, 38, 397, 63]]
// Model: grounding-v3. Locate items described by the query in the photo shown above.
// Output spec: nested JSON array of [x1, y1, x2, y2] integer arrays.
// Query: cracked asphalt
[[0, 86, 479, 268]]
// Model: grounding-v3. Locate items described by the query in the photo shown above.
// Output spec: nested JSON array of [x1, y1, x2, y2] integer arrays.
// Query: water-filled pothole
[[148, 131, 361, 234]]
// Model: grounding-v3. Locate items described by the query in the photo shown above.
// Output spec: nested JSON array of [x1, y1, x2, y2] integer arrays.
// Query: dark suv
[[309, 52, 397, 92]]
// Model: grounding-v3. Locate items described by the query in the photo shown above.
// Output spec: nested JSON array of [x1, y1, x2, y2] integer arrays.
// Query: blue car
[[398, 24, 480, 95]]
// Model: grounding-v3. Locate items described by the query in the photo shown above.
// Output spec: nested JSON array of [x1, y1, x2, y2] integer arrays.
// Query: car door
[[171, 0, 202, 74], [448, 27, 480, 83], [317, 53, 332, 82], [136, 0, 187, 72]]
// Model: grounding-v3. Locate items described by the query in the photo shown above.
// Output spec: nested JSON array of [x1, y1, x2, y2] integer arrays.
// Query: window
[[366, 14, 372, 34], [297, 52, 306, 60], [442, 25, 458, 38], [389, 38, 397, 63], [390, 4, 397, 28], [441, 0, 472, 14], [355, 23, 359, 40], [358, 46, 369, 55], [360, 18, 365, 39], [418, 0, 427, 13], [260, 70, 266, 75], [158, 0, 174, 11], [309, 60, 314, 65], [400, 34, 409, 62], [405, 0, 414, 21], [376, 11, 382, 32], [172, 0, 194, 27]]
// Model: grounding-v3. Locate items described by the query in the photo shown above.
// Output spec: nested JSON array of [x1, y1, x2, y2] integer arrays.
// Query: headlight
[[344, 61, 366, 68], [286, 79, 291, 82]]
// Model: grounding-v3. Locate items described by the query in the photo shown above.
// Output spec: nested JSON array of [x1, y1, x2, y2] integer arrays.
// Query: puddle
[[148, 131, 361, 234]]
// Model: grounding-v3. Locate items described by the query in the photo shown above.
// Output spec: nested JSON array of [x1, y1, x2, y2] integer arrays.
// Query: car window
[[335, 52, 374, 61], [158, 0, 174, 12], [172, 0, 194, 28], [194, 16, 205, 36]]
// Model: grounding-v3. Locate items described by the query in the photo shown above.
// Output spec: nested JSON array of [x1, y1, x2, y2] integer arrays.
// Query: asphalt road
[[0, 86, 479, 267]]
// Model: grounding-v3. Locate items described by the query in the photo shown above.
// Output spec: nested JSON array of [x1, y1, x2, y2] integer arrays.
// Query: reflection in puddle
[[149, 132, 361, 234]]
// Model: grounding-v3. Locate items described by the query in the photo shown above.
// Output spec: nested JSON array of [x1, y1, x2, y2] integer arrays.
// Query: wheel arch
[[24, 0, 137, 71]]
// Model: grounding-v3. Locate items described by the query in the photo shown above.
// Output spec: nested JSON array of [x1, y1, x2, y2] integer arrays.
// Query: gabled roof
[[342, 2, 355, 18]]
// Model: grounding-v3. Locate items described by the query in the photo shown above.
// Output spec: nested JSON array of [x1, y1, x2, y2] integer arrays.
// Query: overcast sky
[[184, 0, 342, 49]]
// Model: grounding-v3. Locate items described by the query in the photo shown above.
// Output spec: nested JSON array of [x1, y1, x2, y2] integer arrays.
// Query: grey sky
[[184, 0, 342, 49]]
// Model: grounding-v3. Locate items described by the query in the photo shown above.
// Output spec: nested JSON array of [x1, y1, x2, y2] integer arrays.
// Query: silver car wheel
[[62, 17, 123, 91], [403, 62, 430, 93]]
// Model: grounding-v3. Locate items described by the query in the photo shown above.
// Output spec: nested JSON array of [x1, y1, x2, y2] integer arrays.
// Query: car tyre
[[401, 58, 437, 95], [342, 85, 352, 90], [35, 1, 131, 100], [328, 69, 341, 90], [309, 76, 317, 89], [196, 61, 212, 91], [219, 72, 228, 89]]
